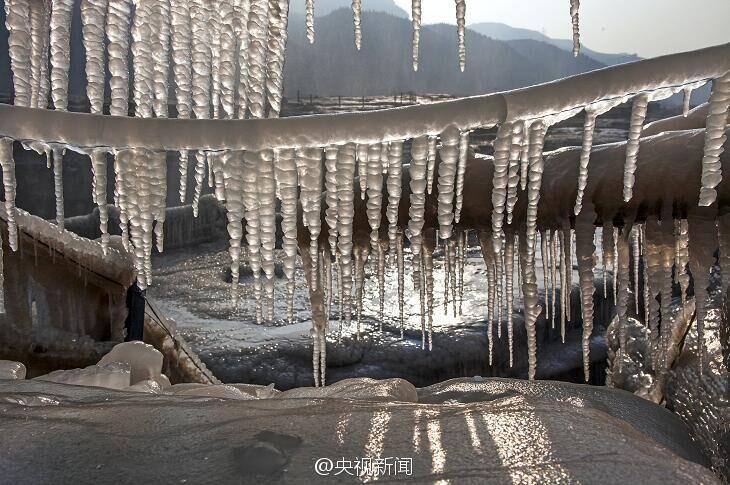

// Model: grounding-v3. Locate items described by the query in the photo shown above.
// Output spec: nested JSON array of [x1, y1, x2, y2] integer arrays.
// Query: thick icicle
[[28, 0, 50, 108], [437, 126, 460, 240], [170, 0, 192, 201], [575, 205, 596, 382], [49, 0, 75, 109], [81, 0, 109, 114], [265, 0, 290, 118], [297, 148, 323, 288], [106, 0, 133, 116], [698, 72, 730, 206], [131, 0, 154, 118], [407, 136, 428, 258], [426, 136, 437, 195], [682, 87, 692, 117], [90, 150, 109, 253], [150, 0, 171, 118], [305, 0, 314, 43], [623, 93, 650, 202], [519, 229, 540, 380], [258, 150, 277, 320], [366, 143, 384, 251], [478, 232, 496, 365], [241, 150, 262, 321], [602, 221, 615, 299], [386, 141, 403, 259], [274, 149, 299, 321], [574, 110, 598, 215], [675, 219, 690, 315], [235, 0, 252, 117], [505, 122, 523, 224], [246, 0, 270, 119], [351, 0, 362, 50], [411, 0, 421, 71], [454, 131, 469, 224], [354, 245, 370, 338], [570, 0, 580, 56], [0, 139, 18, 250], [615, 226, 631, 366], [525, 122, 548, 251], [325, 146, 339, 257], [490, 123, 512, 251], [5, 0, 31, 107], [356, 144, 368, 200], [222, 151, 245, 304], [336, 143, 357, 330], [454, 0, 466, 72]]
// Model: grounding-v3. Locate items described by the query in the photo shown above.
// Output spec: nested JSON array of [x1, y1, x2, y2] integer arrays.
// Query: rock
[[97, 341, 163, 385], [0, 361, 26, 380]]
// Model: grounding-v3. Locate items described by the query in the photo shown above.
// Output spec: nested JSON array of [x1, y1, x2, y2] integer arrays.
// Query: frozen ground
[[0, 376, 716, 484]]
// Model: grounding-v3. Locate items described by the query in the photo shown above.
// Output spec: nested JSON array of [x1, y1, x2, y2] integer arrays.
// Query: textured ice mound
[[35, 362, 131, 390], [0, 360, 26, 380], [97, 341, 164, 385], [278, 377, 418, 402]]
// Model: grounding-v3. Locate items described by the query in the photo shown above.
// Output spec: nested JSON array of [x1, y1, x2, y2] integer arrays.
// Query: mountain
[[283, 9, 605, 97], [469, 22, 641, 66], [289, 0, 408, 19]]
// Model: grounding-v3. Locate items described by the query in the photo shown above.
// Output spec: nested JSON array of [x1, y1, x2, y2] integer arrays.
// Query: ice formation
[[411, 0, 421, 71], [305, 0, 314, 43], [0, 11, 728, 386], [455, 0, 466, 72], [351, 0, 362, 50], [570, 0, 580, 56]]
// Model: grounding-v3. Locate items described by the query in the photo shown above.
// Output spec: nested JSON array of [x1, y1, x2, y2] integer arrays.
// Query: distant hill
[[289, 0, 408, 19], [469, 22, 641, 66], [283, 9, 605, 97]]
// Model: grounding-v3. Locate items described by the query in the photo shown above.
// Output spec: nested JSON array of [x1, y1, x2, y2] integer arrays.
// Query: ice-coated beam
[[2, 45, 729, 152]]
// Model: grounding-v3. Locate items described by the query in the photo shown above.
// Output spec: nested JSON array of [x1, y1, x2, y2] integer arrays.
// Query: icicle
[[386, 141, 403, 260], [602, 221, 615, 300], [336, 143, 356, 330], [273, 149, 298, 321], [0, 139, 18, 251], [241, 150, 262, 322], [687, 211, 716, 371], [411, 0, 421, 71], [541, 231, 550, 320], [437, 126, 460, 240], [258, 150, 277, 320], [518, 228, 540, 380], [354, 245, 369, 338], [51, 148, 65, 229], [356, 144, 368, 200], [423, 242, 435, 350], [352, 0, 362, 50], [6, 0, 32, 107], [613, 227, 619, 302], [575, 204, 596, 382], [570, 0, 580, 56], [452, 132, 469, 225], [81, 0, 109, 114], [558, 229, 567, 342], [297, 148, 323, 288], [525, 122, 548, 255], [449, 240, 458, 316], [478, 231, 496, 365], [397, 232, 405, 336], [171, 0, 192, 118], [682, 87, 692, 117], [504, 234, 515, 366], [615, 226, 631, 366], [377, 243, 386, 326], [246, 0, 270, 118], [426, 136, 437, 195], [458, 230, 466, 315], [235, 0, 252, 117], [632, 226, 641, 314], [131, 0, 154, 118], [454, 0, 466, 72], [325, 146, 339, 257], [623, 93, 649, 202], [505, 122, 523, 225], [324, 251, 333, 322], [698, 72, 730, 207], [443, 238, 451, 314], [190, 0, 211, 120], [519, 120, 532, 191], [414, 252, 426, 348], [573, 110, 598, 215], [407, 135, 428, 261], [106, 0, 133, 116], [495, 243, 503, 338], [305, 0, 314, 43], [265, 0, 289, 118], [366, 143, 384, 251], [0, 233, 4, 311], [222, 151, 245, 304], [28, 0, 49, 108], [191, 152, 206, 216], [550, 230, 558, 328], [90, 150, 109, 254], [150, 0, 171, 118]]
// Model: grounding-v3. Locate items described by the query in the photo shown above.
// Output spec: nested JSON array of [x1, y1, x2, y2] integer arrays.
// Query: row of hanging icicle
[[304, 0, 583, 72]]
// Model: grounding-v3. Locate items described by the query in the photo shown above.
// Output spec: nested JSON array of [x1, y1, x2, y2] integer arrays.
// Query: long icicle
[[81, 0, 109, 113], [454, 131, 469, 224], [574, 110, 598, 215], [575, 204, 596, 382], [336, 143, 357, 332], [411, 0, 421, 71], [454, 0, 466, 72], [386, 141, 404, 261], [623, 93, 650, 202], [698, 72, 730, 206], [305, 0, 314, 43], [438, 126, 460, 240], [570, 0, 580, 56], [352, 0, 362, 50]]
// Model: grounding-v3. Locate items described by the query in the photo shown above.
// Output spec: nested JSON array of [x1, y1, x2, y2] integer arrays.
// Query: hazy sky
[[392, 0, 730, 58]]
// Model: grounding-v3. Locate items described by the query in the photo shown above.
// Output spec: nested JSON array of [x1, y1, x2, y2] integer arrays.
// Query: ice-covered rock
[[126, 379, 163, 394], [97, 341, 163, 385], [278, 377, 418, 402], [0, 360, 26, 380], [34, 362, 131, 390]]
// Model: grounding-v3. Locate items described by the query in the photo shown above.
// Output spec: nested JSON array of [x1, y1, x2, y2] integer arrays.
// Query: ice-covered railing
[[1, 43, 730, 385]]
